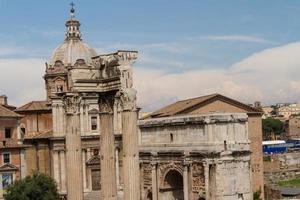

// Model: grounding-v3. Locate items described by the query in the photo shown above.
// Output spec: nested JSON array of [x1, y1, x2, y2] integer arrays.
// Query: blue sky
[[0, 0, 298, 66], [2, 0, 300, 110]]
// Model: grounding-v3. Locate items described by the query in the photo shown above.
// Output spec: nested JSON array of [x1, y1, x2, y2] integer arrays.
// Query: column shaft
[[151, 164, 158, 200], [100, 113, 117, 200], [115, 148, 120, 189], [60, 151, 66, 193], [66, 114, 84, 200], [53, 151, 60, 191], [204, 163, 209, 200], [183, 165, 189, 200], [122, 111, 140, 200]]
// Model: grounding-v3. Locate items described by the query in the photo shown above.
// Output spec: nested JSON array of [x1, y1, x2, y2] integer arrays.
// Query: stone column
[[86, 148, 92, 191], [115, 147, 120, 189], [151, 163, 158, 200], [53, 150, 60, 190], [99, 97, 117, 200], [82, 149, 87, 191], [65, 95, 84, 200], [60, 150, 66, 193], [119, 89, 140, 200], [20, 149, 27, 178], [204, 162, 209, 200], [183, 164, 189, 200]]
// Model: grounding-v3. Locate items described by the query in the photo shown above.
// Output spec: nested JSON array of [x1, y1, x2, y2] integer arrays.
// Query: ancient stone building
[[43, 5, 139, 200], [144, 94, 264, 199], [139, 113, 252, 200]]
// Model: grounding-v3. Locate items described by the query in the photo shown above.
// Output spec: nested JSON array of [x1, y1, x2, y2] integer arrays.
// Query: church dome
[[49, 6, 97, 66], [50, 40, 97, 66]]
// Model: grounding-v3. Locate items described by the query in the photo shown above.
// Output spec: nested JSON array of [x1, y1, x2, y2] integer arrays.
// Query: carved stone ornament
[[64, 95, 81, 114], [99, 97, 114, 114], [116, 88, 137, 111]]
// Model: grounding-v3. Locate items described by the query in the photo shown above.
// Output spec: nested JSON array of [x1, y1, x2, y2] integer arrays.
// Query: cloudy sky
[[1, 1, 300, 111]]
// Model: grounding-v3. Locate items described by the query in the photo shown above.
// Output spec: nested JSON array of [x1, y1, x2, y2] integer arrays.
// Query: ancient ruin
[[0, 4, 262, 200], [44, 6, 140, 200]]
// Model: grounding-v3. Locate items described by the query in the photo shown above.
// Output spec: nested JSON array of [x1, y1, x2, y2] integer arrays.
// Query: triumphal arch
[[44, 6, 140, 200]]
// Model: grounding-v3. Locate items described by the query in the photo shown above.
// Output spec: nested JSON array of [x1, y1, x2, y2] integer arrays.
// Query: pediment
[[0, 163, 18, 172], [52, 76, 65, 82], [86, 155, 100, 165]]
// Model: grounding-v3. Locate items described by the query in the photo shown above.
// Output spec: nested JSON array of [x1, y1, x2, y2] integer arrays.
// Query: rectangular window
[[2, 173, 13, 189], [3, 153, 10, 164], [91, 116, 97, 131], [5, 128, 11, 139]]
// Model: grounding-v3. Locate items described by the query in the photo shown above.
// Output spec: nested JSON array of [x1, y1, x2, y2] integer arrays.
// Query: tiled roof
[[0, 105, 22, 118], [149, 93, 262, 118], [24, 130, 53, 140], [16, 101, 51, 112]]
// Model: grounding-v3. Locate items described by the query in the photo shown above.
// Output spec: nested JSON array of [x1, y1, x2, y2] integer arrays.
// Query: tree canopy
[[262, 117, 284, 140], [4, 172, 59, 200]]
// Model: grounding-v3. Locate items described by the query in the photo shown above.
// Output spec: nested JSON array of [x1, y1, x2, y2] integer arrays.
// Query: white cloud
[[193, 35, 273, 44], [0, 59, 45, 106], [2, 41, 300, 112], [134, 42, 300, 111]]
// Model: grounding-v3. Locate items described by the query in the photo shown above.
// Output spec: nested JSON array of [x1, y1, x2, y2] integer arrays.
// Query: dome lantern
[[49, 3, 97, 66]]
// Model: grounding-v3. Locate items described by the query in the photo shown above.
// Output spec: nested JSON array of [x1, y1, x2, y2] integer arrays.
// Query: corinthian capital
[[64, 94, 82, 114], [99, 96, 114, 114], [116, 88, 137, 111]]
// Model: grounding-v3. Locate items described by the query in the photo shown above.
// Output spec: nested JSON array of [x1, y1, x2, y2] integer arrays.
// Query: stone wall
[[139, 113, 252, 200]]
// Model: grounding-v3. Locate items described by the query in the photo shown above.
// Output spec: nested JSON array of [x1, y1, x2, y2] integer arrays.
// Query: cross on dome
[[65, 2, 81, 40]]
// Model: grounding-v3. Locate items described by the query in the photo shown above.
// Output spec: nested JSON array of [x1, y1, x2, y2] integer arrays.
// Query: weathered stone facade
[[5, 6, 262, 200], [147, 94, 264, 197], [139, 113, 252, 200]]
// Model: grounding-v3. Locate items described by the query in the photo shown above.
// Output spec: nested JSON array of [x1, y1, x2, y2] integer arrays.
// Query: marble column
[[115, 148, 120, 189], [65, 112, 84, 200], [60, 150, 66, 193], [204, 163, 209, 200], [99, 99, 117, 200], [82, 149, 87, 191], [151, 163, 158, 200], [122, 110, 140, 200], [86, 148, 92, 191], [53, 150, 60, 191], [183, 164, 189, 200]]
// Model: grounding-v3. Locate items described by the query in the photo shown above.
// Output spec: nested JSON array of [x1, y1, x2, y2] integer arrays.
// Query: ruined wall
[[213, 157, 252, 200], [288, 117, 300, 138], [248, 116, 264, 195]]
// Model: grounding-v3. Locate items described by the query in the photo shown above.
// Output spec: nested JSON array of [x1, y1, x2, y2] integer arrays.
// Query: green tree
[[262, 117, 284, 140], [4, 172, 59, 200]]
